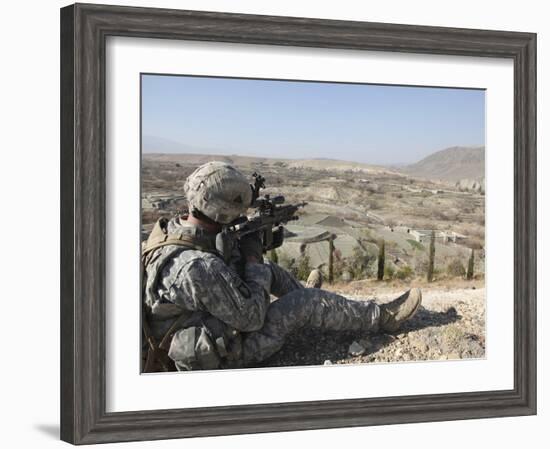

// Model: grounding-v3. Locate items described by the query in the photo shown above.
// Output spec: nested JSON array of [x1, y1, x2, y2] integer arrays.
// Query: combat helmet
[[184, 161, 253, 224]]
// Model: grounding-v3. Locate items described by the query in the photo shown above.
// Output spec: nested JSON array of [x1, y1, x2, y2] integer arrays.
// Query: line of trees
[[278, 233, 477, 283], [347, 232, 477, 282]]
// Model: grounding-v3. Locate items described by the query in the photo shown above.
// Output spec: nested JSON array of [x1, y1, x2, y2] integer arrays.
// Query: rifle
[[215, 172, 307, 263]]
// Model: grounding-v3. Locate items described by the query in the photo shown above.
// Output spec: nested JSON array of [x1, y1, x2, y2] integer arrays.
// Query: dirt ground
[[257, 280, 485, 368]]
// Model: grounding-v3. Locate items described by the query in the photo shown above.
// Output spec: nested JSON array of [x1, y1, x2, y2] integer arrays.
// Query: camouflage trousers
[[242, 262, 380, 365]]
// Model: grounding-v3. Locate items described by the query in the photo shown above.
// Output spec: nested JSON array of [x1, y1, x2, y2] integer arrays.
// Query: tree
[[446, 258, 465, 278], [377, 240, 385, 281], [395, 265, 414, 280], [349, 245, 374, 280], [427, 230, 435, 282], [296, 254, 312, 281], [330, 249, 345, 282], [384, 263, 395, 280], [466, 248, 475, 280], [328, 235, 335, 284], [269, 249, 279, 264]]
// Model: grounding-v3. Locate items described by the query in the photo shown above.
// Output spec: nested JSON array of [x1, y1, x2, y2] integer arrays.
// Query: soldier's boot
[[306, 269, 323, 289], [378, 288, 422, 333]]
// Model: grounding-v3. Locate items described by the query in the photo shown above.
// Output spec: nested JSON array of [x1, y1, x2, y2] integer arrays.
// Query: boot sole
[[382, 288, 422, 332], [403, 288, 422, 321]]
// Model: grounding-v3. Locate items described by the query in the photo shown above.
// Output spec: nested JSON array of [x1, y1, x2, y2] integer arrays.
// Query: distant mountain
[[401, 146, 485, 182], [142, 152, 395, 175], [142, 152, 271, 166], [143, 135, 244, 156], [143, 136, 186, 153]]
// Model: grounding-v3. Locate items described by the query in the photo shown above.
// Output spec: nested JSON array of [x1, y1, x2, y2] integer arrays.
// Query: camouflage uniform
[[143, 217, 380, 370]]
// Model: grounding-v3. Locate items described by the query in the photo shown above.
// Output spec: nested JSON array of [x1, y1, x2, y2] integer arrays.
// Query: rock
[[324, 360, 333, 366], [348, 341, 366, 356]]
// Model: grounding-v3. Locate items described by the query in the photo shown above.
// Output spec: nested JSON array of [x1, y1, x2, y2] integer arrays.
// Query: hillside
[[260, 283, 485, 367], [142, 150, 486, 369], [402, 146, 485, 182], [142, 152, 392, 175]]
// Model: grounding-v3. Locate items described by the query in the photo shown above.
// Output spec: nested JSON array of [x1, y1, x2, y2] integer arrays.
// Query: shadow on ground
[[258, 305, 461, 368], [399, 305, 461, 333]]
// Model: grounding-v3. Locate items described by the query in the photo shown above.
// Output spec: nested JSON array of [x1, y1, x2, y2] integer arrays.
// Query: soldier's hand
[[272, 226, 284, 248], [239, 232, 264, 263]]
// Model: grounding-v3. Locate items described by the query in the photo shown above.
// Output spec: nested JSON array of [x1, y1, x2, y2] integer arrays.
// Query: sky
[[141, 74, 485, 165]]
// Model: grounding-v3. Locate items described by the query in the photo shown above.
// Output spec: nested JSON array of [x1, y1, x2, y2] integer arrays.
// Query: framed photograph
[[60, 3, 536, 444]]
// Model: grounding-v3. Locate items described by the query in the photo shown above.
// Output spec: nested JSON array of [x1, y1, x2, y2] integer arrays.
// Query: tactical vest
[[142, 217, 218, 318], [141, 217, 242, 372], [141, 217, 218, 268]]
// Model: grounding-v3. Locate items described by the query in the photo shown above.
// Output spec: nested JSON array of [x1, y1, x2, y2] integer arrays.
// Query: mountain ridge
[[143, 138, 485, 182], [400, 145, 485, 182]]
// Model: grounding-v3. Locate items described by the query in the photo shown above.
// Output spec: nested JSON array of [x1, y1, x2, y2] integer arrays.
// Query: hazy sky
[[142, 74, 485, 165]]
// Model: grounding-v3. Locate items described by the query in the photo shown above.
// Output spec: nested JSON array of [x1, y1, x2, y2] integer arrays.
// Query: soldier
[[142, 161, 421, 372]]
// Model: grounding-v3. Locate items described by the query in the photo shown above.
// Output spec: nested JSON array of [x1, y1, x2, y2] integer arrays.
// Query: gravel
[[258, 287, 485, 368]]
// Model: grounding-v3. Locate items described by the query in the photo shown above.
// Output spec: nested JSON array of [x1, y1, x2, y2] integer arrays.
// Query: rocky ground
[[258, 284, 485, 368]]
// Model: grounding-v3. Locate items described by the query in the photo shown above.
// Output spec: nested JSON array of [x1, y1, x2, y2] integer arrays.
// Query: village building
[[408, 229, 466, 244]]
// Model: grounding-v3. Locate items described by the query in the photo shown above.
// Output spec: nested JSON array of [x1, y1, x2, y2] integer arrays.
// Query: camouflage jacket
[[143, 217, 273, 337]]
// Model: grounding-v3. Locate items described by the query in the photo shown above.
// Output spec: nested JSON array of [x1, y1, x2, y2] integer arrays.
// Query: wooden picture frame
[[60, 3, 536, 444]]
